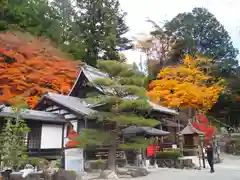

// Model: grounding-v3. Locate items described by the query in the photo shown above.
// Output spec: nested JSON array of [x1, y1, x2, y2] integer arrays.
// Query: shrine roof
[[180, 122, 203, 135], [69, 64, 179, 115]]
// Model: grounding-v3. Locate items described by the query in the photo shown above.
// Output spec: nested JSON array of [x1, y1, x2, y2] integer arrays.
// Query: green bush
[[21, 157, 44, 166], [55, 158, 62, 168], [71, 170, 77, 175], [94, 159, 106, 164], [156, 151, 181, 159], [89, 159, 107, 170]]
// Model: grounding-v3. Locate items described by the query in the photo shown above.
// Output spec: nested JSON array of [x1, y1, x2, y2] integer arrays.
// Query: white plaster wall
[[41, 124, 63, 149], [71, 120, 78, 132], [64, 114, 77, 119]]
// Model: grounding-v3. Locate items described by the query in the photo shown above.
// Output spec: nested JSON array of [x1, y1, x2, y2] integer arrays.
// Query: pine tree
[[50, 0, 87, 59], [75, 0, 132, 66], [76, 60, 158, 171], [101, 0, 132, 60], [50, 0, 76, 44]]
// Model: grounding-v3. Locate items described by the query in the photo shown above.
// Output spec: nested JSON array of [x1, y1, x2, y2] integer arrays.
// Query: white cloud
[[119, 0, 240, 64]]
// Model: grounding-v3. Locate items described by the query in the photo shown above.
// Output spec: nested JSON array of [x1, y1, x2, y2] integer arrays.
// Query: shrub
[[94, 159, 106, 164], [55, 158, 62, 168], [156, 151, 181, 159], [22, 157, 48, 167], [89, 159, 107, 170], [71, 170, 77, 175]]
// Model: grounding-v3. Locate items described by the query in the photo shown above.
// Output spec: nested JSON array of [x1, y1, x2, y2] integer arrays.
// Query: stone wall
[[156, 158, 197, 169], [85, 159, 127, 172], [9, 169, 77, 180]]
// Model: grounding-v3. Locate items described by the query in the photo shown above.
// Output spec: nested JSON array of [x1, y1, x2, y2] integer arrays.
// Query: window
[[27, 123, 41, 149], [66, 122, 74, 137]]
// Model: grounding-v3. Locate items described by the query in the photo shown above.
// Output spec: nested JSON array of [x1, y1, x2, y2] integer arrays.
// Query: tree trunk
[[107, 137, 117, 171]]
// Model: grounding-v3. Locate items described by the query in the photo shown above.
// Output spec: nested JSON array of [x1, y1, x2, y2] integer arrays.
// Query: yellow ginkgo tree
[[147, 55, 225, 111]]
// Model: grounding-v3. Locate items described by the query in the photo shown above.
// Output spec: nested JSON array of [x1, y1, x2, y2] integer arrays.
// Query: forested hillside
[[0, 0, 132, 65], [0, 31, 79, 108]]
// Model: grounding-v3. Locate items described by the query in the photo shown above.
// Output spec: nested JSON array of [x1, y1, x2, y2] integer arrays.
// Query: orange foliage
[[147, 55, 225, 111], [0, 31, 79, 108]]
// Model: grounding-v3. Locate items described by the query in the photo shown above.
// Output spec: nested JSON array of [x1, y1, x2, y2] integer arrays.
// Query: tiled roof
[[180, 122, 203, 135], [0, 105, 66, 123], [43, 92, 96, 116], [122, 126, 170, 137], [69, 64, 178, 115]]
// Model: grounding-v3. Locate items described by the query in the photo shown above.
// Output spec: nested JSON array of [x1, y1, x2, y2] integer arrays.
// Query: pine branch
[[76, 128, 112, 148], [92, 111, 158, 126], [117, 77, 146, 86], [97, 60, 133, 78], [119, 137, 154, 149], [85, 95, 122, 107], [118, 99, 152, 111], [111, 85, 147, 97], [93, 78, 116, 86]]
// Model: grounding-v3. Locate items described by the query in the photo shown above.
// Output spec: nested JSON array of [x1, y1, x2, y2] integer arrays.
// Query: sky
[[118, 0, 240, 64]]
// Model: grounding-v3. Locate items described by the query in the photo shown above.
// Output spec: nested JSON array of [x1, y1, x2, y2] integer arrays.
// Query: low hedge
[[156, 151, 181, 159]]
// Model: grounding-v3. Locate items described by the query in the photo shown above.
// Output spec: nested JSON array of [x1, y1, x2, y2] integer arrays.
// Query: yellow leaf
[[147, 55, 225, 111]]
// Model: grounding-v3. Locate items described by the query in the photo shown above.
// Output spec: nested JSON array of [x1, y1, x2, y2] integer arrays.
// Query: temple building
[[0, 63, 184, 171], [34, 64, 181, 160]]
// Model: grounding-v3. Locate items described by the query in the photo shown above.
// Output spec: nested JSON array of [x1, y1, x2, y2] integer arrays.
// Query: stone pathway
[[133, 153, 240, 180], [133, 167, 240, 180]]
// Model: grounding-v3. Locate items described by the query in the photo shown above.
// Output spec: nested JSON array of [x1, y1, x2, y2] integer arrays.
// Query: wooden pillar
[[178, 134, 183, 156], [199, 134, 206, 168], [61, 123, 65, 169]]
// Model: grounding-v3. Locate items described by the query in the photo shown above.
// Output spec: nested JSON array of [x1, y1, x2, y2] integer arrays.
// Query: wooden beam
[[65, 118, 78, 121], [48, 108, 62, 112], [37, 99, 54, 110], [61, 112, 71, 116], [41, 98, 88, 121]]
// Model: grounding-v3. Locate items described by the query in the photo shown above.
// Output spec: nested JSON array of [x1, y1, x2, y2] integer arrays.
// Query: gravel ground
[[82, 153, 240, 180], [134, 154, 240, 180]]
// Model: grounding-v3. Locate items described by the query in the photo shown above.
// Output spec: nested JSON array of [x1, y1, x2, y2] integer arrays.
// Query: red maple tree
[[192, 114, 216, 144], [65, 129, 80, 148], [0, 31, 79, 108]]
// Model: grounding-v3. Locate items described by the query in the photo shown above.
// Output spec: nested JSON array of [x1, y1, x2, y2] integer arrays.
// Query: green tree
[[50, 0, 87, 59], [77, 60, 158, 171], [0, 107, 30, 170], [142, 8, 240, 125], [164, 7, 239, 61], [1, 0, 132, 64], [0, 0, 86, 60], [50, 0, 76, 44], [101, 0, 132, 60], [208, 66, 240, 127], [0, 0, 62, 41], [75, 0, 132, 66], [0, 0, 25, 30]]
